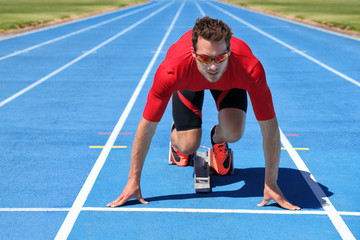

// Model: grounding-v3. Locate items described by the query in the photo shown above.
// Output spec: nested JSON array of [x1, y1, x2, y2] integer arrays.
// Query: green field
[[0, 0, 359, 33], [224, 0, 360, 32], [0, 0, 147, 32]]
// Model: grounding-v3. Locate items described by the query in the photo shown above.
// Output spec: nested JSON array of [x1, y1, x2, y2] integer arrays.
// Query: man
[[107, 17, 300, 210]]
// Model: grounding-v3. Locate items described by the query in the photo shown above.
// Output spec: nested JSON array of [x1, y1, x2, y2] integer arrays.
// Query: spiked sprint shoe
[[169, 142, 191, 167], [210, 126, 233, 175]]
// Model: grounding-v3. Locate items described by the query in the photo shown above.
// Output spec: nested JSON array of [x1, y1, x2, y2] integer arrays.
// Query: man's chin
[[206, 76, 220, 83]]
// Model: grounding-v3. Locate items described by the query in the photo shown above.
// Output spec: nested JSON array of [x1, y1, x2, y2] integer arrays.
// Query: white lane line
[[207, 1, 360, 88], [0, 2, 160, 61], [54, 1, 184, 239], [339, 211, 360, 217], [0, 2, 172, 108], [0, 208, 70, 212], [83, 207, 326, 215], [279, 129, 356, 240], [1, 207, 360, 217], [195, 1, 206, 17]]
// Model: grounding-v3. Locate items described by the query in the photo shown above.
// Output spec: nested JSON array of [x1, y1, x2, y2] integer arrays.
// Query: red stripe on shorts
[[177, 91, 202, 120], [216, 90, 229, 111]]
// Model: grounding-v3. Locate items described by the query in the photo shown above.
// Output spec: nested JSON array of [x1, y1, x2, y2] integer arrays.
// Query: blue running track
[[0, 0, 359, 239]]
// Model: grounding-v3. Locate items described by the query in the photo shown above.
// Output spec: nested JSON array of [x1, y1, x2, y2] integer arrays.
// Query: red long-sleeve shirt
[[143, 30, 275, 122]]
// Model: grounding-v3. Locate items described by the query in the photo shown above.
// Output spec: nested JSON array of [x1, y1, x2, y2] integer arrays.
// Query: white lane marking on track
[[279, 129, 356, 240], [207, 1, 360, 88], [0, 2, 161, 61], [0, 2, 169, 108], [83, 207, 327, 215], [1, 207, 360, 216], [54, 1, 185, 239], [195, 1, 206, 17], [339, 211, 360, 216], [0, 208, 71, 212], [76, 208, 360, 217]]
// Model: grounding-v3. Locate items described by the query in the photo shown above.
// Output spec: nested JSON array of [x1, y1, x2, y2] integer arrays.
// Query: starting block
[[193, 147, 211, 192], [169, 143, 234, 193]]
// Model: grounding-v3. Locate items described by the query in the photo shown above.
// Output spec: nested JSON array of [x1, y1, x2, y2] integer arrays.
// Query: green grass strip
[[0, 0, 147, 32], [223, 0, 360, 33]]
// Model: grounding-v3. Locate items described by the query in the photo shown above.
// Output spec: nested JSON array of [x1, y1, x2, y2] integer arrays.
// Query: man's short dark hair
[[192, 16, 233, 50]]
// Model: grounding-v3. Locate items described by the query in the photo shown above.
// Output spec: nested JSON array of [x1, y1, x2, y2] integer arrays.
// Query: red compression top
[[143, 30, 275, 122]]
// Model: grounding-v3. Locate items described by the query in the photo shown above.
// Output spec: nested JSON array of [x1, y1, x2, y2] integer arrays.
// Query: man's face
[[192, 36, 229, 83]]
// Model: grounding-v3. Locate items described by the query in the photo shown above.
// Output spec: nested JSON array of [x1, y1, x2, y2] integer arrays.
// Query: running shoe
[[170, 143, 190, 167], [210, 126, 232, 175]]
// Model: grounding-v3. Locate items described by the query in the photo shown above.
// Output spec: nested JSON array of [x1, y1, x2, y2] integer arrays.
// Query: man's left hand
[[257, 183, 300, 210]]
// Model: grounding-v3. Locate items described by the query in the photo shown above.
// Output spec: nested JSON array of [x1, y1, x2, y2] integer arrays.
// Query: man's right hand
[[107, 118, 157, 207], [106, 180, 148, 208]]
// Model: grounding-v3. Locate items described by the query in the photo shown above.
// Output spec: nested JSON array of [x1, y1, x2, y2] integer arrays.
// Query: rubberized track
[[0, 0, 359, 239]]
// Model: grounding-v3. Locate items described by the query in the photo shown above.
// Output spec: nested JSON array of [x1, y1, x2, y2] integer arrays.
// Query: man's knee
[[178, 141, 200, 155], [224, 127, 244, 143], [175, 128, 202, 154], [218, 108, 246, 143]]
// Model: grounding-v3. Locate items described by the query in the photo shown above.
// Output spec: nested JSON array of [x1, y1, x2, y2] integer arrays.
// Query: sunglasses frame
[[193, 50, 231, 64]]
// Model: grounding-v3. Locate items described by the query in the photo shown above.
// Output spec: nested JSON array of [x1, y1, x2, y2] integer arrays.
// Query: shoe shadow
[[124, 167, 333, 209]]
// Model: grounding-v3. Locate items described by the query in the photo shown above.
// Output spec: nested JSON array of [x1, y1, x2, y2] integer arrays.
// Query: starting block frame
[[193, 146, 211, 192], [169, 143, 234, 193]]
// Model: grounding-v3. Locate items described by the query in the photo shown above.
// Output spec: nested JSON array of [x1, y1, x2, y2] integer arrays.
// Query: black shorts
[[172, 89, 247, 131]]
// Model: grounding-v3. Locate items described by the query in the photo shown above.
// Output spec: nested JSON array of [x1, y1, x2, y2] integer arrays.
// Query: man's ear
[[191, 46, 196, 58]]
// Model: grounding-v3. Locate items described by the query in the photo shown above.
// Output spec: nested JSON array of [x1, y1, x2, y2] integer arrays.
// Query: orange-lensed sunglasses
[[194, 51, 230, 64]]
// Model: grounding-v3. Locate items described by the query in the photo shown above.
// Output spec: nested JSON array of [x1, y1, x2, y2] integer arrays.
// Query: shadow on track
[[123, 167, 333, 209]]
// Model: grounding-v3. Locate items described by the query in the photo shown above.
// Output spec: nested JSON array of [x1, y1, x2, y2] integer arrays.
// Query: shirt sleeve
[[142, 65, 173, 122], [247, 61, 276, 121]]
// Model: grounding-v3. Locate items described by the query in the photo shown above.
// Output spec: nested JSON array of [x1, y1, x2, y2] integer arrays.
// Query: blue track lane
[[0, 0, 359, 239]]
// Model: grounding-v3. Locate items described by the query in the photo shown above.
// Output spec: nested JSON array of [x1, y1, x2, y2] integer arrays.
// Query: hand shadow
[[123, 167, 333, 209]]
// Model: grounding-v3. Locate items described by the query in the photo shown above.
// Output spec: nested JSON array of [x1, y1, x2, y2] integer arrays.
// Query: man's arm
[[107, 117, 158, 207], [257, 117, 300, 210]]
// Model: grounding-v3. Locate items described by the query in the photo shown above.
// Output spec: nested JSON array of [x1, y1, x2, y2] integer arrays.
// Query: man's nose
[[209, 61, 218, 70]]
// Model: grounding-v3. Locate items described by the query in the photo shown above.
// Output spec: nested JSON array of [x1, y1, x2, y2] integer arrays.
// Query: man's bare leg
[[212, 108, 246, 144], [171, 127, 202, 155]]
